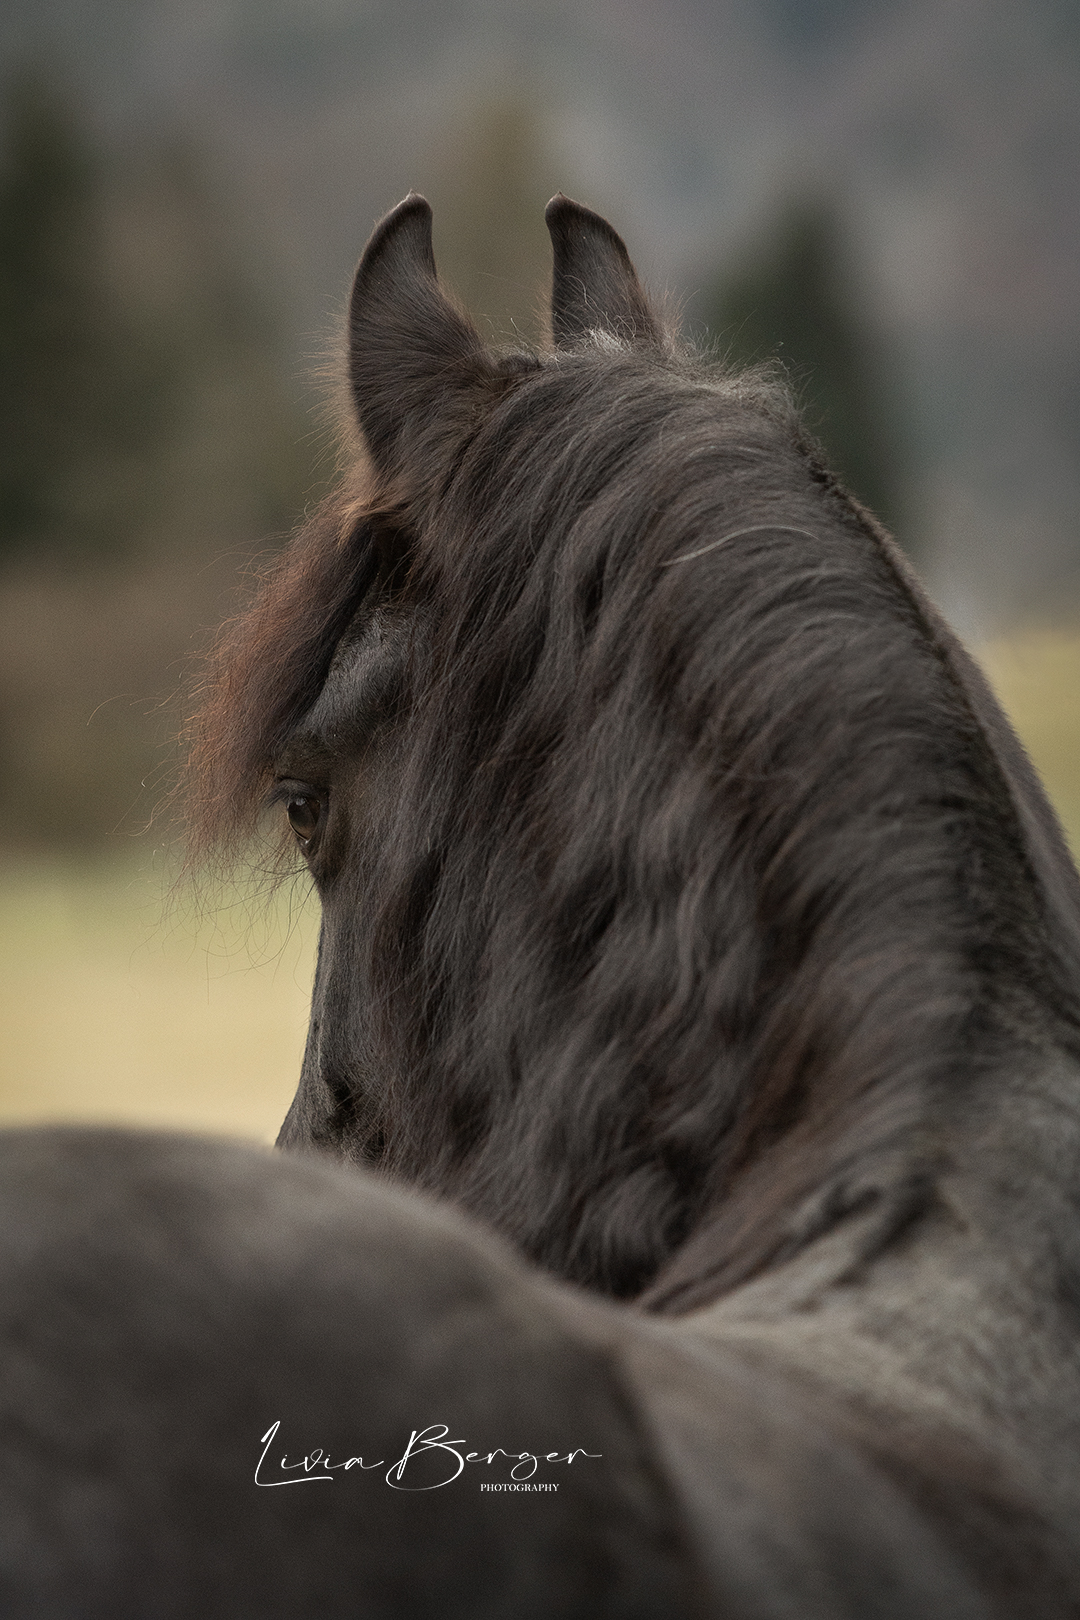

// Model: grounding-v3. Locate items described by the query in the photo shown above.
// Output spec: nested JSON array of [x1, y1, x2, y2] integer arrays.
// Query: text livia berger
[[255, 1421, 602, 1490]]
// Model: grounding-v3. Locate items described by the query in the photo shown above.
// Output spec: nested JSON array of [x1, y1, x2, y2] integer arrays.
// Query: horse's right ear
[[545, 194, 661, 350], [347, 194, 489, 477]]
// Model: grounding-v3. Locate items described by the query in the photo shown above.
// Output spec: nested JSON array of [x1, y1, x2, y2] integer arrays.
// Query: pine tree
[[431, 96, 556, 346], [0, 72, 127, 556], [701, 198, 906, 542]]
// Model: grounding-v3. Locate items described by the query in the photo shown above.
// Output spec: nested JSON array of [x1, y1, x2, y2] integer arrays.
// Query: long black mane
[[185, 195, 1080, 1310]]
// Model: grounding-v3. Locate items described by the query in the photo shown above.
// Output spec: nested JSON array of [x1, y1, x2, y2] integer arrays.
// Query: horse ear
[[545, 194, 661, 350], [347, 193, 489, 475]]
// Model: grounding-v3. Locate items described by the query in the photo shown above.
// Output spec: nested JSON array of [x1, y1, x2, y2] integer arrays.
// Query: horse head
[[185, 194, 1080, 1311]]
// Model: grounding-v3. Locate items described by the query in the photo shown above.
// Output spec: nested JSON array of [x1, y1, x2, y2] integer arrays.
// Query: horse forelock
[[180, 491, 399, 862]]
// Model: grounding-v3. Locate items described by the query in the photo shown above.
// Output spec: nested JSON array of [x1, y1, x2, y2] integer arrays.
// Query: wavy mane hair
[[183, 195, 1080, 1312]]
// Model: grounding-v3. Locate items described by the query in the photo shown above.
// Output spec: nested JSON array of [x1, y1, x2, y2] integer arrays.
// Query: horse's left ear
[[545, 194, 661, 350], [348, 193, 490, 477]]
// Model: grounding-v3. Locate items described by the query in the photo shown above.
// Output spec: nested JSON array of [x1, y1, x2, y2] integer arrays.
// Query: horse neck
[[652, 586, 1080, 1454], [672, 1039, 1080, 1513], [625, 504, 1080, 1311], [368, 469, 1080, 1308]]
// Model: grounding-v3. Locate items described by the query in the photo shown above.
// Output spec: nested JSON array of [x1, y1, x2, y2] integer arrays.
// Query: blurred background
[[1, 0, 1078, 1142]]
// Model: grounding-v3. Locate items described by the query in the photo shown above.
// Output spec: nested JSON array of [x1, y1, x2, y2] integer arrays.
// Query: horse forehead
[[281, 602, 410, 758]]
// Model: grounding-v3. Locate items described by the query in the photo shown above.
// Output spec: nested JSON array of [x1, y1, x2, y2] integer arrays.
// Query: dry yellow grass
[[0, 855, 318, 1142], [0, 623, 1077, 1141], [976, 626, 1080, 859]]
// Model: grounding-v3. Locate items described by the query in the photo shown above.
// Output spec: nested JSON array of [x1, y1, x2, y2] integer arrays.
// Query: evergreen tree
[[432, 96, 556, 347], [701, 198, 906, 542], [0, 73, 313, 843], [0, 73, 171, 560], [0, 74, 310, 568]]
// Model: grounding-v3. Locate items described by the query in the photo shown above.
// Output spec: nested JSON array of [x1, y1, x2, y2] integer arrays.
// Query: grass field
[[0, 856, 318, 1143], [977, 626, 1080, 858], [0, 624, 1077, 1143]]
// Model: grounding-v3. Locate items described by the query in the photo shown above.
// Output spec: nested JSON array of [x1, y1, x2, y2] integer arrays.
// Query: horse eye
[[286, 795, 322, 844]]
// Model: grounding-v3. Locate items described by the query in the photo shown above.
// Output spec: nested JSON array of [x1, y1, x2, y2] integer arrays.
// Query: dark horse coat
[[5, 196, 1080, 1615]]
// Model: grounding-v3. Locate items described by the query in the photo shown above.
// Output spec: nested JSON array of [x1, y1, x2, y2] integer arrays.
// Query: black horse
[[196, 195, 1080, 1279], [4, 195, 1080, 1614], [185, 194, 1080, 1606]]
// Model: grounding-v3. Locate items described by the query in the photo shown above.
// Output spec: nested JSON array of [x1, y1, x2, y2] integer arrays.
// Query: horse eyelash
[[265, 779, 325, 812]]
